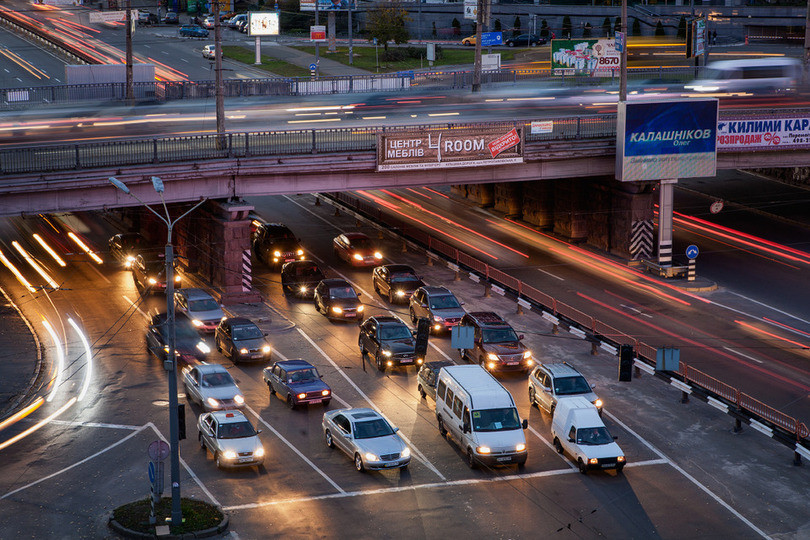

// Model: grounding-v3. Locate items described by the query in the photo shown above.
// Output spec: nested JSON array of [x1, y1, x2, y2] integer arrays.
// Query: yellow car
[[461, 35, 476, 46]]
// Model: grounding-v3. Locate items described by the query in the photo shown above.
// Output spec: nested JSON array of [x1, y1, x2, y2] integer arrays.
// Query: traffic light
[[618, 345, 633, 382], [177, 403, 186, 440]]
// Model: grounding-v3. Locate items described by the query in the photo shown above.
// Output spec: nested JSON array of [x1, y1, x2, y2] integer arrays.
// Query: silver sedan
[[322, 407, 411, 472]]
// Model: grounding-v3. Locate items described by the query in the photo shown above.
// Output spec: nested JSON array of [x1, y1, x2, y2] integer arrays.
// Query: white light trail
[[11, 241, 58, 289], [68, 318, 93, 402], [0, 249, 36, 292], [0, 397, 76, 452], [42, 319, 64, 403], [32, 234, 66, 267], [66, 232, 103, 264]]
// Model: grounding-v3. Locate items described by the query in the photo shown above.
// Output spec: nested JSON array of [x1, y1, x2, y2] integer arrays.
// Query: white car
[[322, 408, 410, 472], [174, 288, 224, 333], [182, 363, 245, 411], [202, 44, 216, 60], [198, 410, 264, 469]]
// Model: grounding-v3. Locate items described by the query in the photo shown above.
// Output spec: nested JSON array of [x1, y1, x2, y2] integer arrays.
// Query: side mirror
[[518, 334, 525, 340], [568, 437, 575, 443], [393, 427, 400, 433], [590, 384, 596, 389], [345, 433, 353, 439], [257, 429, 263, 434], [264, 333, 269, 337], [542, 386, 551, 392], [613, 435, 618, 440], [521, 419, 528, 430], [420, 303, 427, 308], [460, 301, 465, 306], [460, 424, 468, 433], [319, 374, 323, 379]]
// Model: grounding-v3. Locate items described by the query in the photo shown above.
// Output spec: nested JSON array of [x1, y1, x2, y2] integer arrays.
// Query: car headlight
[[296, 249, 304, 256], [299, 286, 307, 293], [239, 347, 249, 355], [273, 250, 281, 257], [476, 446, 491, 454], [353, 253, 363, 261], [396, 290, 405, 297], [295, 392, 306, 400], [594, 399, 603, 408], [487, 362, 496, 370], [174, 275, 181, 283], [207, 397, 219, 408], [148, 278, 157, 285], [364, 452, 379, 462], [191, 319, 203, 327], [588, 458, 599, 465], [234, 394, 245, 405], [433, 324, 442, 331], [526, 359, 534, 367], [617, 455, 626, 462], [373, 252, 382, 259], [321, 389, 331, 396], [382, 350, 392, 357], [163, 345, 170, 353], [401, 447, 411, 458], [487, 353, 499, 361], [357, 305, 364, 313], [433, 315, 444, 322], [223, 450, 237, 459], [262, 345, 271, 353], [523, 351, 532, 359], [516, 443, 526, 452], [254, 447, 265, 458], [197, 342, 211, 354], [331, 306, 343, 314]]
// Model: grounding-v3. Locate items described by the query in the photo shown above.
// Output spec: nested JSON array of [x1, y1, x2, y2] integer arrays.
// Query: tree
[[513, 16, 521, 37], [366, 0, 410, 52], [677, 16, 686, 38], [602, 17, 611, 37], [583, 22, 592, 38], [562, 16, 572, 39], [614, 17, 621, 33], [540, 19, 549, 39], [432, 21, 437, 38], [494, 19, 502, 32], [632, 18, 641, 36], [452, 17, 461, 36], [655, 20, 665, 37]]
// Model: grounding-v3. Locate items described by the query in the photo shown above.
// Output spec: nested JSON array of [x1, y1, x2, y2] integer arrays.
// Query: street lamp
[[109, 176, 207, 527]]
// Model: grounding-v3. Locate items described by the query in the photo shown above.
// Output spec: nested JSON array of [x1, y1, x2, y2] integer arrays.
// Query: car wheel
[[418, 384, 426, 399], [409, 308, 417, 324], [437, 416, 447, 437], [325, 429, 334, 448], [616, 464, 625, 474], [215, 452, 225, 469], [388, 290, 395, 304], [215, 339, 222, 353], [528, 386, 536, 407], [374, 281, 380, 294], [375, 353, 385, 372], [466, 447, 477, 469], [322, 399, 331, 407], [198, 431, 205, 450], [286, 394, 297, 410], [508, 42, 514, 47], [553, 437, 563, 454], [354, 453, 365, 472], [267, 382, 275, 396], [578, 458, 588, 475], [550, 404, 556, 419]]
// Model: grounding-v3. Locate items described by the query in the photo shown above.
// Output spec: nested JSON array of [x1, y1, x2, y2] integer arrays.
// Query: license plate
[[400, 359, 412, 364], [497, 456, 512, 462], [309, 398, 322, 404], [238, 457, 253, 463], [506, 362, 518, 366], [601, 463, 613, 468], [345, 313, 356, 317], [251, 353, 263, 359], [385, 462, 397, 467]]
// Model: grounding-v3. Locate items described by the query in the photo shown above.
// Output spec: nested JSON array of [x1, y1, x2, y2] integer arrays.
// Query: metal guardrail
[[324, 191, 810, 453]]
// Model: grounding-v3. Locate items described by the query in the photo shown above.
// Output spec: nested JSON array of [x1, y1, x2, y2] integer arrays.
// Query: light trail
[[11, 241, 58, 289], [735, 320, 810, 351], [68, 318, 93, 402], [0, 397, 76, 452], [66, 232, 103, 264], [32, 234, 66, 267], [42, 319, 65, 403], [0, 397, 43, 433], [0, 248, 36, 292]]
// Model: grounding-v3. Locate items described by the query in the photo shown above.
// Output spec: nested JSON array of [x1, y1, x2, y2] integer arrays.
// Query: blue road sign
[[148, 461, 156, 485], [686, 245, 699, 259], [309, 63, 317, 71], [481, 32, 503, 47], [451, 325, 474, 350]]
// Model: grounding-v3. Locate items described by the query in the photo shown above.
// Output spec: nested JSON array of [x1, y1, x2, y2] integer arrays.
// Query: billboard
[[616, 99, 718, 182], [717, 116, 810, 150], [300, 0, 355, 11], [248, 12, 279, 36], [551, 39, 619, 74], [377, 127, 523, 172]]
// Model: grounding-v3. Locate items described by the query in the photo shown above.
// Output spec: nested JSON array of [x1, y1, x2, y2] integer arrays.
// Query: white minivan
[[551, 396, 625, 474], [684, 57, 800, 95], [435, 365, 528, 469]]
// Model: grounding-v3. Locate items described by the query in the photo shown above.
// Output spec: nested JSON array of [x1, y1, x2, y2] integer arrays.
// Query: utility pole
[[348, 0, 354, 66], [472, 0, 484, 92], [804, 0, 810, 83], [214, 0, 224, 141], [125, 0, 133, 103], [619, 0, 627, 102]]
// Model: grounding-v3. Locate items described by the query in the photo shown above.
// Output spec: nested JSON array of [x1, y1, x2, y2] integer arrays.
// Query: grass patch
[[290, 46, 518, 73], [221, 45, 312, 77], [112, 497, 223, 535]]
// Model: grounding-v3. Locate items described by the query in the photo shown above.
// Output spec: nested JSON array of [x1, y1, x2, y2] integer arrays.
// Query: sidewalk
[[259, 41, 372, 77]]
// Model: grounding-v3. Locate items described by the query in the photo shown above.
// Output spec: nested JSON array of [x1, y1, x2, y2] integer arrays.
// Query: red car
[[333, 232, 382, 267]]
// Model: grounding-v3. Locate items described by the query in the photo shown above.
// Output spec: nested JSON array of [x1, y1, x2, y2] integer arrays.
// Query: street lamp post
[[109, 176, 207, 527]]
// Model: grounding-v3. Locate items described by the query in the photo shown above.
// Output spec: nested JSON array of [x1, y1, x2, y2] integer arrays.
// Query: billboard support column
[[328, 11, 336, 53], [657, 179, 677, 268], [348, 1, 353, 65], [254, 36, 261, 64]]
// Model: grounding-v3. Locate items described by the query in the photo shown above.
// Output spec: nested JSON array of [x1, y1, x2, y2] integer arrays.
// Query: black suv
[[358, 316, 421, 371], [251, 221, 305, 269], [132, 252, 180, 293], [458, 311, 533, 373]]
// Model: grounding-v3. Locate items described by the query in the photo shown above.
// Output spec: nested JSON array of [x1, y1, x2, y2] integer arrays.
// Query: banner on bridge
[[717, 116, 810, 150], [377, 127, 523, 171], [616, 99, 718, 182]]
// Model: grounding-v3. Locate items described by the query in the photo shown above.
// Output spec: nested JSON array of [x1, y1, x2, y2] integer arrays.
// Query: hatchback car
[[314, 279, 364, 322], [280, 260, 325, 298], [416, 360, 454, 401], [228, 13, 246, 28], [108, 232, 147, 269], [174, 288, 224, 334], [163, 11, 179, 24], [201, 16, 216, 28], [461, 35, 476, 46], [180, 25, 209, 38], [263, 359, 331, 409], [504, 34, 545, 47], [251, 221, 305, 269], [198, 410, 264, 469], [323, 408, 411, 472], [409, 286, 465, 333], [183, 363, 245, 411], [202, 44, 216, 59], [137, 11, 158, 25], [458, 311, 533, 372], [358, 316, 421, 372], [333, 232, 382, 267], [528, 362, 603, 417], [215, 317, 272, 363], [372, 264, 423, 304], [131, 252, 180, 293], [145, 312, 211, 364]]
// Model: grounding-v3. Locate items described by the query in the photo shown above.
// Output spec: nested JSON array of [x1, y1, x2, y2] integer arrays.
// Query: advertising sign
[[531, 120, 553, 134], [481, 32, 502, 47], [481, 53, 500, 71], [377, 127, 523, 172], [616, 99, 718, 182], [310, 25, 326, 42], [551, 39, 619, 74], [717, 116, 810, 150], [464, 0, 476, 20], [686, 17, 706, 58], [248, 12, 279, 36], [89, 10, 127, 23], [300, 0, 355, 11]]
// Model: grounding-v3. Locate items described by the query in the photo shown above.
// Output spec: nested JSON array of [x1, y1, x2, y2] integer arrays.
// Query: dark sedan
[[372, 264, 423, 304], [263, 359, 331, 409], [215, 317, 271, 363], [333, 232, 382, 267], [163, 12, 179, 24], [146, 312, 211, 364], [281, 260, 325, 298], [108, 232, 147, 269], [252, 221, 306, 269], [314, 279, 364, 323], [358, 316, 422, 372], [504, 34, 545, 47]]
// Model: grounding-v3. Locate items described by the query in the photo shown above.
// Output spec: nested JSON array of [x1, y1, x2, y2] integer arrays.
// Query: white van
[[551, 396, 625, 474], [435, 365, 528, 469], [684, 57, 800, 95]]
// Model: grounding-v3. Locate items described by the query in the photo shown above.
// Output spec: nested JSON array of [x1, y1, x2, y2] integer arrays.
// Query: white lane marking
[[726, 291, 810, 328], [604, 411, 769, 539], [297, 328, 446, 481], [222, 458, 668, 512], [122, 295, 148, 319], [722, 346, 764, 364], [537, 268, 565, 281], [149, 424, 220, 507], [39, 419, 141, 430], [271, 349, 350, 408], [0, 423, 149, 501], [527, 425, 576, 469], [245, 405, 345, 494]]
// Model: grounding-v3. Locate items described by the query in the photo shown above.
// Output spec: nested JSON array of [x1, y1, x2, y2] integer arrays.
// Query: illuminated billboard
[[616, 99, 718, 182], [248, 12, 279, 36], [300, 0, 356, 11]]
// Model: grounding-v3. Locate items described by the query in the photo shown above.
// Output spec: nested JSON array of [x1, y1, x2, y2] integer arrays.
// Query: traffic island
[[109, 497, 228, 539]]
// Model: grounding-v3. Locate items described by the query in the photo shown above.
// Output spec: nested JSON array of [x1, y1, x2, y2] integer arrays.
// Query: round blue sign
[[148, 461, 156, 484], [686, 245, 699, 259], [309, 63, 317, 71]]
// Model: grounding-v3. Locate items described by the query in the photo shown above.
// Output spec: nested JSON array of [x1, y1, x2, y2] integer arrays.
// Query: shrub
[[655, 20, 665, 36]]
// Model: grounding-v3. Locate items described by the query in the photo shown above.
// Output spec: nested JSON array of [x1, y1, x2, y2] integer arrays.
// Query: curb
[[108, 511, 229, 539]]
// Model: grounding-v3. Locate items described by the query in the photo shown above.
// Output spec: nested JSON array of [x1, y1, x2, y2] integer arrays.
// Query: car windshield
[[555, 376, 591, 395], [471, 407, 521, 432], [350, 238, 373, 250], [380, 325, 412, 340], [390, 272, 417, 282], [576, 426, 613, 445], [160, 319, 199, 342], [482, 328, 519, 343], [429, 294, 460, 309], [189, 298, 219, 311], [294, 265, 323, 278], [217, 421, 256, 439], [353, 418, 394, 439], [232, 324, 263, 340], [288, 368, 318, 383], [329, 286, 357, 299], [267, 225, 295, 238], [202, 372, 235, 387]]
